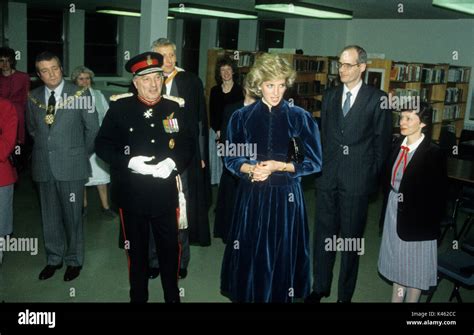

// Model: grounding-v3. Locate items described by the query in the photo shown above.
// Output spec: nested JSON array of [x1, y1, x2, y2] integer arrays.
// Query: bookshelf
[[386, 61, 471, 141], [206, 49, 331, 119], [279, 54, 328, 118], [446, 65, 471, 139], [206, 49, 472, 141]]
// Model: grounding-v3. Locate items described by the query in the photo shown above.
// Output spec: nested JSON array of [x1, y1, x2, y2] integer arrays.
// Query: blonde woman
[[220, 54, 322, 302]]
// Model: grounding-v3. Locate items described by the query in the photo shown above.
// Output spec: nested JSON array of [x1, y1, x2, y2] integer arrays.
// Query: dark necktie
[[47, 91, 56, 127], [342, 91, 352, 117]]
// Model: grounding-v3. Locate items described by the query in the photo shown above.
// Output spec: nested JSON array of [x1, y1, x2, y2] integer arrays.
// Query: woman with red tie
[[378, 102, 447, 302]]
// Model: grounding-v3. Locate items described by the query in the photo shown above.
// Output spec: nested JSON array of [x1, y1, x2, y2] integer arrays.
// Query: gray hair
[[341, 45, 367, 64], [151, 38, 176, 51], [71, 65, 95, 85]]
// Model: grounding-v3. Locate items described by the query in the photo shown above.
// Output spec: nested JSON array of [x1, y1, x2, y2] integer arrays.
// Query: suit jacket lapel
[[389, 137, 403, 169], [333, 85, 343, 129], [344, 83, 368, 120], [393, 135, 430, 190], [53, 82, 77, 126], [402, 135, 430, 177], [31, 87, 48, 125]]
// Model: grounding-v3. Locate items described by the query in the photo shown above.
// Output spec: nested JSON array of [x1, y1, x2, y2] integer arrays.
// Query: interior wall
[[284, 18, 474, 125]]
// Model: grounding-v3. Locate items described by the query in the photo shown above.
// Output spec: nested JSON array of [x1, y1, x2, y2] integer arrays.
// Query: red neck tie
[[391, 145, 409, 187]]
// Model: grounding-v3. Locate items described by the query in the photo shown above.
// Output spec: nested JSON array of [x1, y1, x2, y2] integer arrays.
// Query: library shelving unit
[[206, 49, 331, 118], [206, 49, 471, 141], [383, 61, 470, 141], [279, 53, 328, 118], [446, 65, 471, 139]]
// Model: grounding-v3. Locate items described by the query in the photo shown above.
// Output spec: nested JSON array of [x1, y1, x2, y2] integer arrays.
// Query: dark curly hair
[[0, 47, 17, 69], [214, 57, 238, 85]]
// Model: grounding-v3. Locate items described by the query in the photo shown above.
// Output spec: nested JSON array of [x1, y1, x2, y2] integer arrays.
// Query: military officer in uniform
[[95, 52, 194, 303]]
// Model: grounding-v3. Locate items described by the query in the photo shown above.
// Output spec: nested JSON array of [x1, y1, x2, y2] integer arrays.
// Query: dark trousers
[[313, 188, 368, 302], [149, 228, 190, 270], [121, 210, 180, 303], [37, 179, 85, 267]]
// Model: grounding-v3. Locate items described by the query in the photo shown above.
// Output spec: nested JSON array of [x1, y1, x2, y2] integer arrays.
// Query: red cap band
[[131, 58, 159, 74]]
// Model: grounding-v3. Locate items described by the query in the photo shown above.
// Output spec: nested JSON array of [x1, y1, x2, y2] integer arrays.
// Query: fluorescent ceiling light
[[97, 9, 140, 17], [432, 0, 474, 15], [96, 8, 174, 19], [169, 3, 258, 19], [255, 1, 352, 19]]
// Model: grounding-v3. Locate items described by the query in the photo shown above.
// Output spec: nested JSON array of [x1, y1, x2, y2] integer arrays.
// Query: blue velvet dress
[[221, 99, 322, 302]]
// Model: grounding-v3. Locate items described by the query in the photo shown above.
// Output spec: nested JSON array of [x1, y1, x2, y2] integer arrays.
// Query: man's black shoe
[[178, 268, 187, 279], [148, 267, 160, 279], [39, 264, 63, 280], [304, 291, 329, 303], [64, 266, 82, 281]]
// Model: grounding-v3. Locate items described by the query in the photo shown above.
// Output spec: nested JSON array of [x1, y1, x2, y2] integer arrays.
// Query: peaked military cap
[[125, 52, 164, 76]]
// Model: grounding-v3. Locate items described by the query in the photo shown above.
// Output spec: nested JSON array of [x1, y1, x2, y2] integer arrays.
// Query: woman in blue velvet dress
[[220, 53, 322, 302]]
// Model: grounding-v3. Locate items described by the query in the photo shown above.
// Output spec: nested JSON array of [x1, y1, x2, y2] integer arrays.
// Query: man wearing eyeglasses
[[306, 45, 392, 303]]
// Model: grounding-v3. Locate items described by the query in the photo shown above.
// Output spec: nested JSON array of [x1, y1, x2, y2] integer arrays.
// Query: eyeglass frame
[[336, 62, 361, 70]]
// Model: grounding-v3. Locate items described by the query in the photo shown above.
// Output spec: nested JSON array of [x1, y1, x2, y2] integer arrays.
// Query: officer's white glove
[[128, 156, 156, 175], [152, 158, 176, 179]]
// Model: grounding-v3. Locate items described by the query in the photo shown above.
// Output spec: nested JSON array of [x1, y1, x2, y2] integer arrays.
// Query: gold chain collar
[[28, 87, 88, 113]]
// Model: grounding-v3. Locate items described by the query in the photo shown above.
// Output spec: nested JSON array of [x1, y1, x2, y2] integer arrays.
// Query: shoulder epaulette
[[163, 94, 185, 107], [110, 93, 134, 102]]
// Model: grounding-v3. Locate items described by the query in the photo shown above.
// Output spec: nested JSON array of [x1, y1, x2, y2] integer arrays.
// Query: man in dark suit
[[306, 45, 392, 303], [27, 51, 99, 281], [147, 38, 211, 280]]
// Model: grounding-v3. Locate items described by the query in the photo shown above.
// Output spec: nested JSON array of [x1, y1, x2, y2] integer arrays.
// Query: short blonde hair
[[246, 53, 296, 98]]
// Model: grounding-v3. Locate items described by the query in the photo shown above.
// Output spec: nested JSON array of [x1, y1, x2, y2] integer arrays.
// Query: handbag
[[287, 137, 305, 164], [175, 175, 188, 230]]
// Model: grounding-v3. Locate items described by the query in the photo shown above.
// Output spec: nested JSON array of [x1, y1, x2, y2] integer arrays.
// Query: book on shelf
[[421, 68, 446, 84], [236, 53, 256, 67], [390, 64, 422, 82], [294, 80, 323, 95], [445, 87, 463, 104], [293, 58, 325, 73], [448, 68, 471, 83], [432, 108, 439, 123], [443, 105, 461, 120], [328, 59, 339, 75]]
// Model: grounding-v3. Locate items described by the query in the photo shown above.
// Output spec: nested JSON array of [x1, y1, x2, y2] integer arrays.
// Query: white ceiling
[[12, 0, 474, 19]]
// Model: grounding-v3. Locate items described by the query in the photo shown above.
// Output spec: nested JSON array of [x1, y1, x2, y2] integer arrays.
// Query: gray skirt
[[0, 184, 14, 236], [378, 190, 437, 291]]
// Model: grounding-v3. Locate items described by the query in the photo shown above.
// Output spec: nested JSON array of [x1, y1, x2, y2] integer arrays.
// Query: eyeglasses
[[336, 62, 360, 70]]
